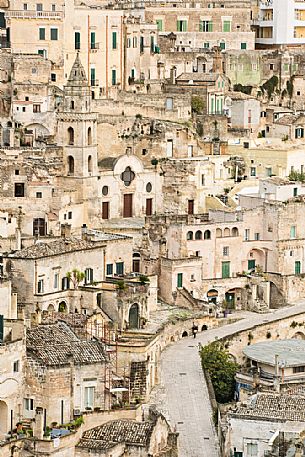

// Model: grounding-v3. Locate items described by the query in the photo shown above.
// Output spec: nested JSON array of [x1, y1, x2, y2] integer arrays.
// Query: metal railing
[[5, 10, 63, 19]]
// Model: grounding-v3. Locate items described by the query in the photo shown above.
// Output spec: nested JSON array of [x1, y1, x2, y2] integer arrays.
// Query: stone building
[[76, 408, 178, 457], [145, 0, 255, 52], [25, 321, 111, 426], [223, 392, 305, 457]]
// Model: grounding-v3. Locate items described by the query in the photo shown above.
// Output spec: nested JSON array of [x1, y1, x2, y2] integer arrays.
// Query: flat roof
[[243, 339, 305, 367]]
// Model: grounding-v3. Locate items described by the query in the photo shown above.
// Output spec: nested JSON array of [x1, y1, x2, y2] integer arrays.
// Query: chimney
[[33, 407, 44, 440], [212, 47, 223, 74], [15, 228, 21, 251], [170, 66, 176, 85]]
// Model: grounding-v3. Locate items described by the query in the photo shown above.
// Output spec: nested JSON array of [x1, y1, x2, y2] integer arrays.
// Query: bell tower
[[57, 53, 98, 177]]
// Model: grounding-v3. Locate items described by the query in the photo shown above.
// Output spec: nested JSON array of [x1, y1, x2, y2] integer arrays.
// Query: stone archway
[[207, 289, 218, 304], [0, 400, 8, 438], [128, 303, 140, 329], [182, 331, 188, 337], [293, 331, 305, 340], [58, 301, 67, 313]]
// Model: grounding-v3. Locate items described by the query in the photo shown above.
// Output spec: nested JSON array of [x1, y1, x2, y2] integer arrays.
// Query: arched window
[[68, 127, 74, 145], [224, 227, 230, 237], [128, 303, 140, 329], [187, 231, 193, 240], [88, 127, 92, 145], [195, 230, 202, 240], [70, 100, 75, 110], [216, 228, 222, 238], [88, 155, 93, 173], [204, 230, 211, 240], [68, 155, 74, 175], [58, 301, 67, 313], [232, 227, 239, 237]]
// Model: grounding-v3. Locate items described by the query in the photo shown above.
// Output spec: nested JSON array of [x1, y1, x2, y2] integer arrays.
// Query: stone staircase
[[129, 360, 147, 401]]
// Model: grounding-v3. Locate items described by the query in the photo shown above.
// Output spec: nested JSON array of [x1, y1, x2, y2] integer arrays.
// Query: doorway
[[123, 194, 133, 217]]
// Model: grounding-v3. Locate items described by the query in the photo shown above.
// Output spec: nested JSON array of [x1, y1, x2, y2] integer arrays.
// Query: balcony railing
[[90, 79, 99, 87], [5, 10, 63, 20]]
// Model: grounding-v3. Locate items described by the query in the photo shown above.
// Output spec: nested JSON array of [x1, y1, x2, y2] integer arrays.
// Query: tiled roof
[[26, 322, 107, 367], [77, 419, 154, 450], [8, 237, 106, 259], [233, 393, 305, 422], [176, 72, 219, 82]]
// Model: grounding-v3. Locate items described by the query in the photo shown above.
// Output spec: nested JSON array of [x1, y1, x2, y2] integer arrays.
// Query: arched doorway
[[128, 303, 139, 329], [225, 289, 236, 309], [132, 253, 141, 273], [58, 301, 67, 313], [0, 401, 8, 437], [207, 289, 218, 304], [293, 331, 305, 340], [182, 331, 188, 337], [47, 304, 55, 313]]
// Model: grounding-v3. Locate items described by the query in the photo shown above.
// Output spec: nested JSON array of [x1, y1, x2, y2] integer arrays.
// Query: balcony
[[5, 10, 63, 20], [90, 43, 99, 51], [90, 79, 99, 87]]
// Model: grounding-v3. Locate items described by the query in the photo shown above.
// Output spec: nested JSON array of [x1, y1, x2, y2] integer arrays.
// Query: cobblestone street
[[150, 302, 305, 457]]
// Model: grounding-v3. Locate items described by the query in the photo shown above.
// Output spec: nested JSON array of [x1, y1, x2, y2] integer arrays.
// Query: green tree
[[66, 269, 85, 289], [191, 96, 205, 114], [200, 341, 239, 403]]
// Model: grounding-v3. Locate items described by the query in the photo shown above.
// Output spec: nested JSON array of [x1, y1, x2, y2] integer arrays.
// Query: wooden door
[[102, 202, 109, 220], [123, 194, 133, 218], [146, 198, 152, 216], [188, 199, 194, 215]]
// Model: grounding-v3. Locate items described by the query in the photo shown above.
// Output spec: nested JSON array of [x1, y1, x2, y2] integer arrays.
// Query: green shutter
[[75, 32, 80, 50], [177, 20, 180, 31], [222, 261, 230, 278], [112, 31, 117, 49], [90, 68, 95, 85], [211, 97, 214, 114], [199, 21, 203, 32], [220, 41, 226, 50], [90, 32, 95, 49], [241, 42, 247, 50], [223, 21, 231, 32], [182, 20, 187, 32], [248, 259, 256, 270], [177, 273, 183, 288], [39, 28, 45, 40], [156, 20, 163, 31], [112, 69, 116, 85], [208, 21, 213, 32], [295, 261, 301, 275]]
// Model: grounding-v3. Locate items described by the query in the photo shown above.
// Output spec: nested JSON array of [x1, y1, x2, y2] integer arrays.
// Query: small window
[[146, 182, 152, 193], [294, 187, 298, 197], [36, 3, 43, 11], [254, 232, 260, 240], [33, 104, 41, 113], [39, 27, 45, 40], [106, 264, 113, 276], [24, 398, 34, 411], [290, 226, 296, 239], [36, 192, 42, 198], [195, 230, 202, 240], [270, 63, 274, 70], [223, 246, 229, 256], [14, 183, 25, 197], [75, 32, 81, 50], [51, 73, 56, 82], [187, 231, 193, 240], [116, 262, 124, 275], [266, 167, 272, 177], [15, 169, 19, 175], [68, 211, 72, 220], [204, 230, 211, 240], [250, 167, 256, 177], [102, 186, 109, 196], [62, 277, 70, 290], [112, 31, 117, 50], [196, 251, 200, 257], [50, 28, 58, 40], [297, 91, 301, 96], [54, 273, 59, 289], [51, 4, 56, 11], [85, 268, 94, 284], [37, 279, 44, 294], [23, 3, 28, 10], [22, 107, 26, 112], [13, 360, 19, 372], [241, 42, 247, 50], [244, 229, 250, 241]]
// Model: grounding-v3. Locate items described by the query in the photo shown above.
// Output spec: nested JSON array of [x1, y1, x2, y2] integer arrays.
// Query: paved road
[[151, 302, 305, 457]]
